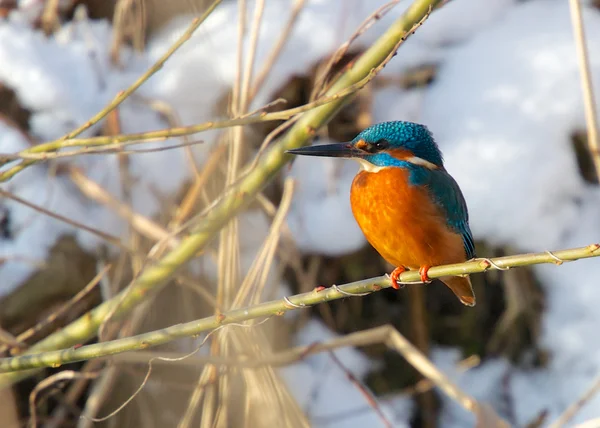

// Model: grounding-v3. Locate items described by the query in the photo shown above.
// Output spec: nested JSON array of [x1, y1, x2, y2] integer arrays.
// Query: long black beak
[[286, 143, 362, 158]]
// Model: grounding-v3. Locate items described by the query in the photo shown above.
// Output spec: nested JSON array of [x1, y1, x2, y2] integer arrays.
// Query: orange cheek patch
[[387, 148, 413, 161]]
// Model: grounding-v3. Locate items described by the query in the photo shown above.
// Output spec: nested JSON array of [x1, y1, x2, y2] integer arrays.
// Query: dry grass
[[1, 1, 599, 427]]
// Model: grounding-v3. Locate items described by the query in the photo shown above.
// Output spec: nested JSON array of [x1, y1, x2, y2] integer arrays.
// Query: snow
[[418, 0, 600, 252], [280, 319, 412, 428], [0, 16, 199, 292], [1, 0, 600, 426]]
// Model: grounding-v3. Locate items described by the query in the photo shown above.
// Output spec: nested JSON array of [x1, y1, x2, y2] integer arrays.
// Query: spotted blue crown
[[355, 121, 444, 168]]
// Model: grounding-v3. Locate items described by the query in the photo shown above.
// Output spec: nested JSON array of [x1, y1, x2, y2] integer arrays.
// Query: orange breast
[[350, 167, 466, 269]]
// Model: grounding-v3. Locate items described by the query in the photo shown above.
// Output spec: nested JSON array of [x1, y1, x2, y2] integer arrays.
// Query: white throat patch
[[355, 156, 438, 172], [356, 158, 384, 173]]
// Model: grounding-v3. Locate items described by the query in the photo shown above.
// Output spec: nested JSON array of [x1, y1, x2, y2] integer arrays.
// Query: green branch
[[0, 244, 598, 377], [0, 0, 223, 178], [0, 72, 390, 168], [0, 0, 441, 387]]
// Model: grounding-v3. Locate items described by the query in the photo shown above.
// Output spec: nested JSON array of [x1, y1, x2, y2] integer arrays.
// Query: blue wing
[[410, 168, 476, 259]]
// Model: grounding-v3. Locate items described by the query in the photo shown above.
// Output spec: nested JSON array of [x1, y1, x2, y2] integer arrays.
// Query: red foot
[[419, 265, 432, 283], [389, 266, 407, 289]]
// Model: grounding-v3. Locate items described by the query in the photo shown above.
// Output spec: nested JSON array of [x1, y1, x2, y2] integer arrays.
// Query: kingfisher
[[287, 121, 476, 306]]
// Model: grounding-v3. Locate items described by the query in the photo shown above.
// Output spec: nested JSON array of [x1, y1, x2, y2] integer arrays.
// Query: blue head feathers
[[354, 121, 444, 169]]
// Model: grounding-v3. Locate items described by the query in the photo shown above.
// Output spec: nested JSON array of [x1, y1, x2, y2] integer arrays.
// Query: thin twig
[[44, 359, 105, 428], [239, 0, 265, 112], [169, 142, 228, 228], [250, 0, 306, 100], [69, 167, 179, 247], [327, 350, 393, 428], [0, 189, 125, 249], [549, 374, 600, 428], [0, 328, 24, 350], [0, 137, 206, 161], [1, 71, 380, 176], [67, 0, 219, 139], [29, 371, 99, 428], [80, 324, 498, 426], [312, 0, 401, 98], [2, 0, 224, 179], [1, 25, 420, 180], [0, 266, 110, 356], [105, 329, 476, 374], [84, 319, 269, 424]]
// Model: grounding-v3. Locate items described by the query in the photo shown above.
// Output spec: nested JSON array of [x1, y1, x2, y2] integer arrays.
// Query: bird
[[286, 121, 476, 306]]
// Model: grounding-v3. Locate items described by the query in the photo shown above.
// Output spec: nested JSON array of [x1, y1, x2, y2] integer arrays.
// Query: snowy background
[[2, 0, 600, 426]]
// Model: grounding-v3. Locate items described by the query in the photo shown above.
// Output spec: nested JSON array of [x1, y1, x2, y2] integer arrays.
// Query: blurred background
[[1, 0, 600, 426]]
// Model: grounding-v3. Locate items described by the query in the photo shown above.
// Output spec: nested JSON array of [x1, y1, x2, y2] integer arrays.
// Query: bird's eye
[[372, 140, 389, 151]]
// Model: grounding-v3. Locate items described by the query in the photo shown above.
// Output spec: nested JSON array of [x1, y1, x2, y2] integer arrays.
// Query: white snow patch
[[281, 319, 412, 427]]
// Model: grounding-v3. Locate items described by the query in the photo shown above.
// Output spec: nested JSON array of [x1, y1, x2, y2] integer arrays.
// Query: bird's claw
[[419, 265, 432, 283], [389, 266, 407, 289]]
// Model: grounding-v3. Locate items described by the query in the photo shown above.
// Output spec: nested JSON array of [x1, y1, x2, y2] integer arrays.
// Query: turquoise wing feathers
[[411, 168, 476, 259]]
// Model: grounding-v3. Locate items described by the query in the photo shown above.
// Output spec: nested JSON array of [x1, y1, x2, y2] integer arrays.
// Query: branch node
[[545, 250, 568, 265], [283, 296, 306, 309], [478, 258, 510, 271], [331, 284, 371, 297]]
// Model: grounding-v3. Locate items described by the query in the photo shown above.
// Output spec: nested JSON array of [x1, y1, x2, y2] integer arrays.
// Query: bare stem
[[569, 0, 600, 180], [0, 243, 597, 377], [0, 0, 223, 179]]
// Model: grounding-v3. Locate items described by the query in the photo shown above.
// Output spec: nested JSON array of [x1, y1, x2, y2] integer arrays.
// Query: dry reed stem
[[249, 0, 306, 100], [107, 326, 468, 370], [0, 266, 109, 356], [29, 371, 99, 428], [233, 179, 294, 308], [549, 374, 600, 428], [78, 325, 503, 426], [0, 0, 440, 388], [186, 2, 262, 424], [44, 359, 105, 428], [77, 365, 119, 428], [569, 0, 600, 181], [69, 167, 178, 247], [143, 97, 202, 177], [170, 142, 228, 227], [40, 0, 60, 34], [0, 0, 223, 179]]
